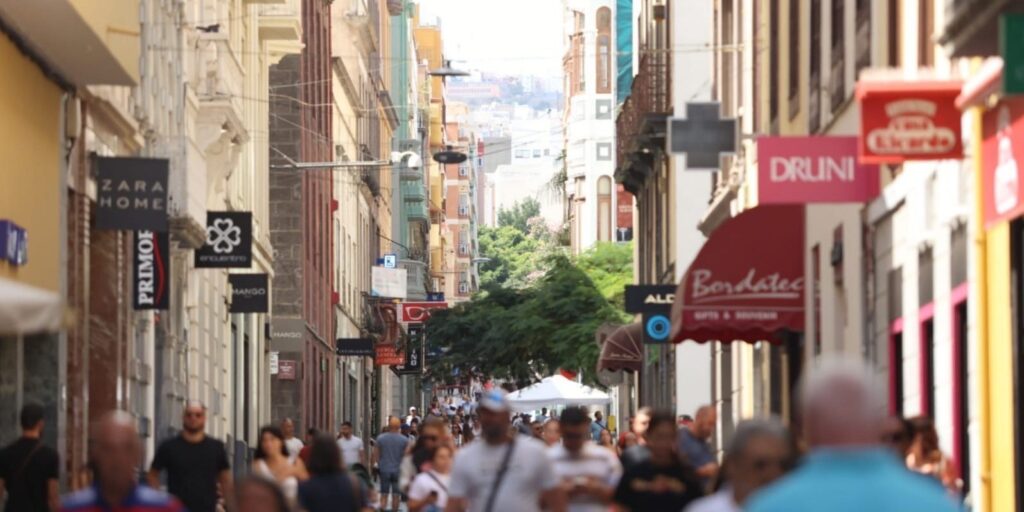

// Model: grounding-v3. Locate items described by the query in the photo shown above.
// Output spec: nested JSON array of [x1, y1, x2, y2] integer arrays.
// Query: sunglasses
[[562, 432, 586, 440], [186, 412, 205, 418], [420, 436, 438, 441]]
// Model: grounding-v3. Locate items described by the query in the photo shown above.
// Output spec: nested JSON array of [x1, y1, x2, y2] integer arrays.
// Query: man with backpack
[[0, 404, 60, 512]]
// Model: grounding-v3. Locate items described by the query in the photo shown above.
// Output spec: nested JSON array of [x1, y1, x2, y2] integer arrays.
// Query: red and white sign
[[277, 360, 297, 380], [856, 81, 964, 164], [375, 344, 404, 366], [982, 98, 1024, 228], [757, 136, 879, 204], [670, 205, 805, 344], [400, 302, 449, 323]]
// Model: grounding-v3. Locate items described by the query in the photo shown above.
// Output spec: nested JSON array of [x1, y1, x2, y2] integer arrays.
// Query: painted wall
[[0, 34, 62, 292]]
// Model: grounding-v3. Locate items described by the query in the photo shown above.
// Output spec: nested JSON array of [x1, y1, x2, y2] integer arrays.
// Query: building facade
[[563, 0, 621, 254]]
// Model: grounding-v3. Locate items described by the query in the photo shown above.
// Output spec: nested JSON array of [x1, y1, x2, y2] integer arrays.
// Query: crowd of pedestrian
[[0, 359, 971, 511]]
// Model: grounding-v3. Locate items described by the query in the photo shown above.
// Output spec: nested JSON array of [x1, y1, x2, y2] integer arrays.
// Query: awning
[[670, 205, 805, 344], [597, 323, 644, 372], [0, 277, 62, 336], [507, 375, 611, 411]]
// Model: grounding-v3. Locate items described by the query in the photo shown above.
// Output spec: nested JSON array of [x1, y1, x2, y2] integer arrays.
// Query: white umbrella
[[0, 277, 62, 336], [507, 375, 611, 412]]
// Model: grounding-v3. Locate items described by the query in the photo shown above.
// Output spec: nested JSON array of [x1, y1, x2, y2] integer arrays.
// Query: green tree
[[425, 254, 628, 387], [497, 198, 542, 233], [476, 225, 546, 289], [575, 241, 634, 310]]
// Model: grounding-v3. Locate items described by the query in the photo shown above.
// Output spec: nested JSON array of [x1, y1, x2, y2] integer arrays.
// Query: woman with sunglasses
[[400, 421, 445, 495], [407, 446, 454, 512], [683, 419, 793, 512]]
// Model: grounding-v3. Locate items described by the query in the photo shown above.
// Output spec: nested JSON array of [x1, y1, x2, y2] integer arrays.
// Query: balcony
[[259, 0, 302, 45], [406, 201, 429, 224], [615, 54, 671, 195], [402, 181, 426, 203], [940, 0, 1023, 57]]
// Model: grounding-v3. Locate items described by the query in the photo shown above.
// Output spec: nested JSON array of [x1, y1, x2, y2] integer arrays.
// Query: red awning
[[670, 205, 805, 344], [597, 323, 644, 372]]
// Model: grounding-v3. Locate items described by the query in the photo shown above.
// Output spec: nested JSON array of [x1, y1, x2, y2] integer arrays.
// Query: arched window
[[598, 176, 612, 241], [596, 7, 612, 94]]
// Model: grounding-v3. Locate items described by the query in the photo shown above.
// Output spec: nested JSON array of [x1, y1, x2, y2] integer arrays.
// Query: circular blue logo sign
[[646, 314, 671, 341]]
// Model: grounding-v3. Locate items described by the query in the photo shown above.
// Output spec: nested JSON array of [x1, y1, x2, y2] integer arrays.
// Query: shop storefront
[[670, 205, 806, 435]]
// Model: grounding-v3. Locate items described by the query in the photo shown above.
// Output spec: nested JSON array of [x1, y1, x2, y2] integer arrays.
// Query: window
[[918, 0, 934, 67], [810, 0, 822, 132], [830, 0, 847, 111], [769, 0, 780, 130], [596, 7, 613, 94], [855, 0, 871, 73], [598, 177, 612, 242], [888, 0, 901, 66], [788, 0, 800, 119], [532, 149, 541, 158]]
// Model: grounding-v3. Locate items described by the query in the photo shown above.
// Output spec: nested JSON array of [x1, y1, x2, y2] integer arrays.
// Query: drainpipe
[[970, 104, 992, 512]]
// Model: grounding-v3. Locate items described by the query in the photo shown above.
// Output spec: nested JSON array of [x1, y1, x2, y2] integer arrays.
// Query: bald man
[[374, 417, 409, 512], [61, 411, 184, 511], [746, 359, 959, 512], [678, 405, 718, 490]]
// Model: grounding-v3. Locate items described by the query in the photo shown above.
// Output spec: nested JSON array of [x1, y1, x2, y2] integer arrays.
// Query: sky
[[417, 0, 564, 80]]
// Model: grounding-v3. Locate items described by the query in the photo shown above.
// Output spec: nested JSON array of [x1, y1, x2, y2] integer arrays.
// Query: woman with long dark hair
[[253, 425, 308, 507], [613, 410, 704, 511], [297, 434, 370, 512], [906, 416, 959, 494]]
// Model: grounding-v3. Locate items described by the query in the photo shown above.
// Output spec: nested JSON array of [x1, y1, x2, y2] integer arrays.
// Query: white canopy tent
[[0, 276, 62, 336], [507, 375, 611, 412]]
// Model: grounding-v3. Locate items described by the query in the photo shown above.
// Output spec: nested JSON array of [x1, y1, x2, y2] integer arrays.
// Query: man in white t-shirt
[[548, 407, 622, 512], [336, 421, 366, 468], [281, 418, 304, 463], [446, 390, 566, 512]]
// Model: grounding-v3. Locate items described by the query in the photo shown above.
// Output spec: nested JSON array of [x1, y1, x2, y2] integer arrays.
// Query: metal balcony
[[401, 181, 426, 203], [615, 54, 671, 194], [406, 201, 429, 224], [940, 0, 1023, 56]]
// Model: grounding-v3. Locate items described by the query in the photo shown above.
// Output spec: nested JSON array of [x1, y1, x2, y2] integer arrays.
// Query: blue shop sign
[[0, 220, 27, 266]]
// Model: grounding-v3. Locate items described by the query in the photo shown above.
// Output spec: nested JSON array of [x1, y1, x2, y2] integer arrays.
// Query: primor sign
[[133, 230, 170, 310]]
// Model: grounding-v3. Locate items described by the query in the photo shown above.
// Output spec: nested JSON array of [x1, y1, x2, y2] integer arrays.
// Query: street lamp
[[428, 60, 470, 78], [269, 149, 422, 171], [433, 145, 468, 165]]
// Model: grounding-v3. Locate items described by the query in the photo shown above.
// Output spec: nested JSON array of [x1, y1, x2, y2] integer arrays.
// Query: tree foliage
[[476, 225, 546, 289], [575, 242, 633, 310], [496, 198, 542, 233], [425, 255, 628, 387]]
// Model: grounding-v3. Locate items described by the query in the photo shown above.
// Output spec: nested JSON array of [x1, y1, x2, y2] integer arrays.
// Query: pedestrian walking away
[[0, 403, 60, 512], [299, 434, 372, 512], [589, 411, 607, 442], [445, 389, 566, 512], [62, 411, 184, 512], [147, 401, 233, 512], [338, 421, 367, 468], [745, 359, 962, 512], [281, 418, 305, 463], [684, 418, 793, 512], [678, 405, 720, 491], [612, 410, 704, 512], [375, 416, 411, 512], [549, 406, 622, 512], [252, 424, 309, 507], [408, 445, 454, 512]]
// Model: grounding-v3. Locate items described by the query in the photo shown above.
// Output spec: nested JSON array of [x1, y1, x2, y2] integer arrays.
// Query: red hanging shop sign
[[856, 80, 964, 164], [982, 98, 1024, 228]]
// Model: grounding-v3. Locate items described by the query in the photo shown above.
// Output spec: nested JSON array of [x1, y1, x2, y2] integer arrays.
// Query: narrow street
[[0, 0, 1019, 511]]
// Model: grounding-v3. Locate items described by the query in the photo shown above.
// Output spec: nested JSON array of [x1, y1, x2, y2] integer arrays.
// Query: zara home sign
[[95, 157, 169, 231], [758, 136, 879, 204]]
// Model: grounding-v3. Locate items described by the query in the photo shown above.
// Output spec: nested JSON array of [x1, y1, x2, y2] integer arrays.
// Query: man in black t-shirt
[[148, 401, 233, 512], [0, 403, 60, 512]]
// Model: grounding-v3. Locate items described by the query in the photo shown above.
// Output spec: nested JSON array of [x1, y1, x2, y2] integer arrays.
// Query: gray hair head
[[725, 417, 790, 457], [799, 357, 885, 447]]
